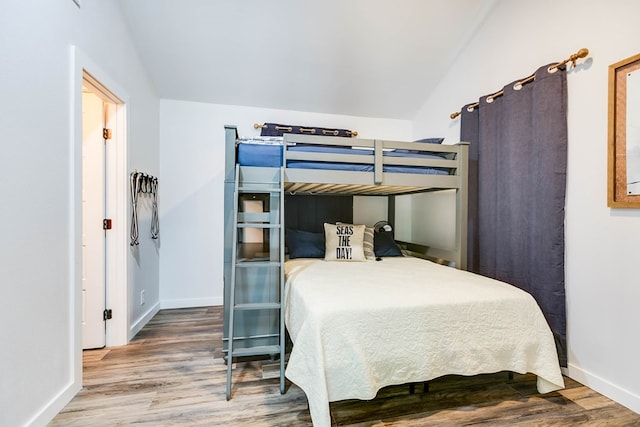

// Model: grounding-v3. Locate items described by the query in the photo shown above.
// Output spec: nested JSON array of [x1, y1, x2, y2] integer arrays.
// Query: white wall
[[0, 1, 159, 426], [353, 196, 389, 227], [158, 100, 411, 308], [412, 0, 640, 413]]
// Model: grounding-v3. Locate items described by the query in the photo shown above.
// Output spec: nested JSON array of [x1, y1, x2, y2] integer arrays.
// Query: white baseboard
[[160, 296, 223, 310], [567, 363, 640, 414], [129, 302, 161, 341], [26, 379, 81, 427]]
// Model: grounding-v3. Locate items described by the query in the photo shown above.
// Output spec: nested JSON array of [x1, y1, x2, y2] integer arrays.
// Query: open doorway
[[81, 69, 130, 349], [72, 48, 130, 371], [65, 46, 131, 416], [79, 69, 128, 350]]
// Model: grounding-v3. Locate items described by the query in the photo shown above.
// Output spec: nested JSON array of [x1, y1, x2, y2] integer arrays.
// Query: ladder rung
[[237, 223, 281, 229], [238, 212, 270, 222], [235, 261, 281, 268], [229, 345, 281, 358], [222, 333, 279, 344], [234, 302, 280, 311], [238, 186, 280, 193]]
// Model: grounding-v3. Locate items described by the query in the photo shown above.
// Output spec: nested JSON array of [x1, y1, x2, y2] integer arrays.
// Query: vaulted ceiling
[[118, 0, 495, 119]]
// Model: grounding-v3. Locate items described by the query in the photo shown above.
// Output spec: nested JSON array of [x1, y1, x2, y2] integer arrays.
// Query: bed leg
[[409, 382, 429, 394]]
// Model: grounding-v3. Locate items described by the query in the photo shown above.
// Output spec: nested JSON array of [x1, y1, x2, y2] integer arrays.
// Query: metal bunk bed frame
[[223, 125, 469, 397]]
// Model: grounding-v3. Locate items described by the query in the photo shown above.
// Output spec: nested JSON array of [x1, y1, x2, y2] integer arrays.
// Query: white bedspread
[[284, 257, 564, 427]]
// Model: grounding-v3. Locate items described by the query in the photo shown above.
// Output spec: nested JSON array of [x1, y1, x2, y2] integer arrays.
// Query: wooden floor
[[51, 306, 640, 426]]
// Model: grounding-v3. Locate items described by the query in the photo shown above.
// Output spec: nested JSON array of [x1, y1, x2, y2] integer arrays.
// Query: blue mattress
[[237, 143, 284, 167], [237, 143, 449, 175]]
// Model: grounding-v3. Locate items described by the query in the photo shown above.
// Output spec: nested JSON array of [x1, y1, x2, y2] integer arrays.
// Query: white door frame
[[71, 46, 129, 375]]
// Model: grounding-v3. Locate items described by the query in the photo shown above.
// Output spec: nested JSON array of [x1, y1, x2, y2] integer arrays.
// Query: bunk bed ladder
[[226, 165, 286, 400]]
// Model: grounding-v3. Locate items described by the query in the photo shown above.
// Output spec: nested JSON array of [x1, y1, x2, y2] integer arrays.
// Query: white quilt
[[284, 257, 564, 427]]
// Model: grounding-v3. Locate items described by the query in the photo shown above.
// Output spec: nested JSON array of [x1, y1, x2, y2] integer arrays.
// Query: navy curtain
[[461, 64, 567, 366]]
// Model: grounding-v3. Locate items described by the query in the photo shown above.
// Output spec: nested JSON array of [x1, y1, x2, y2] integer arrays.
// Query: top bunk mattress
[[237, 139, 450, 175]]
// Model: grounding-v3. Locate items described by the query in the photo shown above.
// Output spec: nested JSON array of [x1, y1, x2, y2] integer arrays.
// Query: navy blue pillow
[[374, 230, 403, 257], [414, 137, 444, 144], [395, 137, 444, 154], [286, 229, 325, 258]]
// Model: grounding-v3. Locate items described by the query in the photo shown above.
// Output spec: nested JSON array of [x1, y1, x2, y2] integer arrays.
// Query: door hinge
[[103, 128, 112, 140], [103, 309, 113, 321], [103, 218, 112, 230]]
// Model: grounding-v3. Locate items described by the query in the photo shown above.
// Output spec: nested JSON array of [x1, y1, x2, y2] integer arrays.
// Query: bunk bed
[[228, 127, 470, 267], [223, 125, 564, 427]]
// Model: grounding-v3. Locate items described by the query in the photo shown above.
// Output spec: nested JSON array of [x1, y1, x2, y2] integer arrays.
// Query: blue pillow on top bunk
[[286, 229, 325, 259], [374, 230, 403, 257], [395, 137, 444, 154], [415, 137, 444, 144]]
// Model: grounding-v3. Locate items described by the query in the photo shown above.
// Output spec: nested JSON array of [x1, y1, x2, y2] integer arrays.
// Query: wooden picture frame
[[608, 53, 640, 207]]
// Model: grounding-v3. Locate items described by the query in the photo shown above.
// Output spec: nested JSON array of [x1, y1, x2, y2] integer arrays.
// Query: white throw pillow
[[324, 223, 366, 262], [336, 222, 375, 261]]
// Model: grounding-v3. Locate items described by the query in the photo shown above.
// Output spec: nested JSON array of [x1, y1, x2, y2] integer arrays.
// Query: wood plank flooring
[[50, 306, 640, 426]]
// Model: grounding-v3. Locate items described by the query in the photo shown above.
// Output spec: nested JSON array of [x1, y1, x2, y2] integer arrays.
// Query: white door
[[82, 90, 106, 349]]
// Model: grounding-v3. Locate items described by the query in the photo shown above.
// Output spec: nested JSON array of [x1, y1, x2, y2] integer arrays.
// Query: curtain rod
[[450, 48, 589, 119]]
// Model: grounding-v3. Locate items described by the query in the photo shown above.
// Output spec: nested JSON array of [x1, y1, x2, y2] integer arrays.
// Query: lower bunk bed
[[284, 256, 564, 427]]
